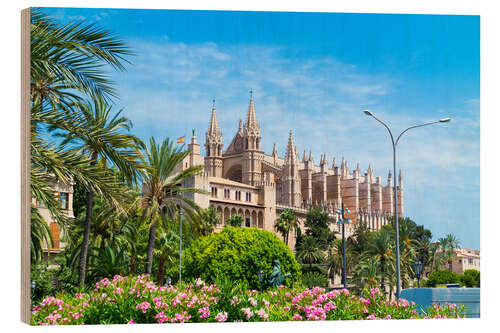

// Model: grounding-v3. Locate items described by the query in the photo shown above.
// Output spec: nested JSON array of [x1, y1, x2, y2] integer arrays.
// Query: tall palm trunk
[[78, 188, 95, 287], [157, 254, 166, 285], [78, 152, 98, 288], [380, 257, 385, 294], [145, 219, 158, 274], [130, 257, 136, 274]]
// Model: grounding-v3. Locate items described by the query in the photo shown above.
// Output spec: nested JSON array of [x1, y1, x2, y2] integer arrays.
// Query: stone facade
[[177, 94, 404, 249], [31, 177, 75, 262], [451, 248, 480, 274]]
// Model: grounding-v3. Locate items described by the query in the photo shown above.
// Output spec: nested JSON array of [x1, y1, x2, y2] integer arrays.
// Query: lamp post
[[363, 110, 451, 298], [179, 210, 183, 285], [31, 281, 36, 299], [413, 260, 423, 288], [336, 203, 351, 289], [258, 269, 265, 292]]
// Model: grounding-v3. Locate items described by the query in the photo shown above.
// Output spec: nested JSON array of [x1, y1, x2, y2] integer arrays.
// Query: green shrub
[[31, 264, 55, 305], [183, 226, 301, 289], [460, 269, 480, 287], [302, 271, 329, 289], [424, 270, 460, 287]]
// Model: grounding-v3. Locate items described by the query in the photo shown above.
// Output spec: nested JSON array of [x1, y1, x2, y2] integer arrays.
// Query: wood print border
[[21, 7, 31, 324]]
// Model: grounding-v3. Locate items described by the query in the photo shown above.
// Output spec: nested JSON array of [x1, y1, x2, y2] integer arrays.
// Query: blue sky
[[40, 7, 480, 249]]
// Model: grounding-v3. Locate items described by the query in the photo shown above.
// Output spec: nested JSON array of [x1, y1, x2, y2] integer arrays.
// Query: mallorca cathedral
[[176, 93, 403, 249]]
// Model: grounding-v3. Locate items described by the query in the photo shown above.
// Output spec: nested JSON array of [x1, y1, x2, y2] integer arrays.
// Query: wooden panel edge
[[20, 7, 31, 325]]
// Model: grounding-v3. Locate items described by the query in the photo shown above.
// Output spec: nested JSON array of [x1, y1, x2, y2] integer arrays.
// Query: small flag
[[176, 136, 185, 144]]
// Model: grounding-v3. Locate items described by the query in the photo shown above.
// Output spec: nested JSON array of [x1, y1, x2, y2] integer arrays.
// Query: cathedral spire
[[244, 89, 260, 133], [302, 150, 307, 162], [285, 130, 298, 163], [205, 100, 223, 176], [398, 169, 403, 187], [207, 99, 221, 137], [308, 150, 314, 163], [272, 143, 278, 157], [331, 157, 337, 169], [320, 154, 327, 166]]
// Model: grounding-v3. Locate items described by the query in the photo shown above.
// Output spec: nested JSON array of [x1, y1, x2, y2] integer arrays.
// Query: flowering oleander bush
[[31, 275, 465, 325]]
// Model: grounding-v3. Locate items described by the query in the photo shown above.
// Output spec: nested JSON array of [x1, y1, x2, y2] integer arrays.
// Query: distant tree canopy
[[424, 269, 460, 287], [300, 207, 336, 250]]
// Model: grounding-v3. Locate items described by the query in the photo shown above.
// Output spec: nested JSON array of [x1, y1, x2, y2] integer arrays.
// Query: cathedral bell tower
[[242, 90, 264, 186], [205, 100, 223, 177], [282, 131, 302, 207]]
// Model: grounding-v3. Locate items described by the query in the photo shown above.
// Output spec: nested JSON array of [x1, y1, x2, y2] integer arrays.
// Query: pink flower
[[366, 314, 377, 320], [324, 301, 337, 312], [135, 301, 151, 313], [241, 307, 253, 320], [370, 288, 381, 297], [72, 312, 83, 319], [215, 312, 228, 322], [127, 320, 137, 324], [113, 288, 123, 295], [384, 315, 392, 320], [155, 312, 170, 323], [255, 308, 269, 320], [198, 306, 210, 319], [359, 297, 370, 305], [292, 314, 303, 321], [248, 297, 258, 307]]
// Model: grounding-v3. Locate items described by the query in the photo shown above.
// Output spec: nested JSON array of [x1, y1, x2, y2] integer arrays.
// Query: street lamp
[[179, 210, 183, 285], [258, 269, 265, 292], [31, 281, 36, 299], [363, 109, 451, 298], [413, 260, 423, 288], [336, 203, 351, 289]]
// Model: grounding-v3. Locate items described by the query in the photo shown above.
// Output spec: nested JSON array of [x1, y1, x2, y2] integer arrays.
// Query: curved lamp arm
[[395, 121, 441, 146], [364, 110, 451, 147], [366, 112, 395, 148]]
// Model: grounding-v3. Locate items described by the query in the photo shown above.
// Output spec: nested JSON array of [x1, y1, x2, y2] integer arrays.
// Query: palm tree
[[326, 239, 344, 282], [30, 9, 133, 216], [428, 241, 445, 274], [364, 229, 395, 294], [87, 244, 130, 282], [30, 207, 53, 263], [439, 234, 461, 271], [141, 137, 205, 275], [154, 230, 180, 285], [57, 98, 145, 287], [194, 207, 220, 236], [296, 236, 324, 271], [29, 9, 135, 277], [274, 209, 298, 246], [227, 215, 244, 227], [351, 258, 381, 290]]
